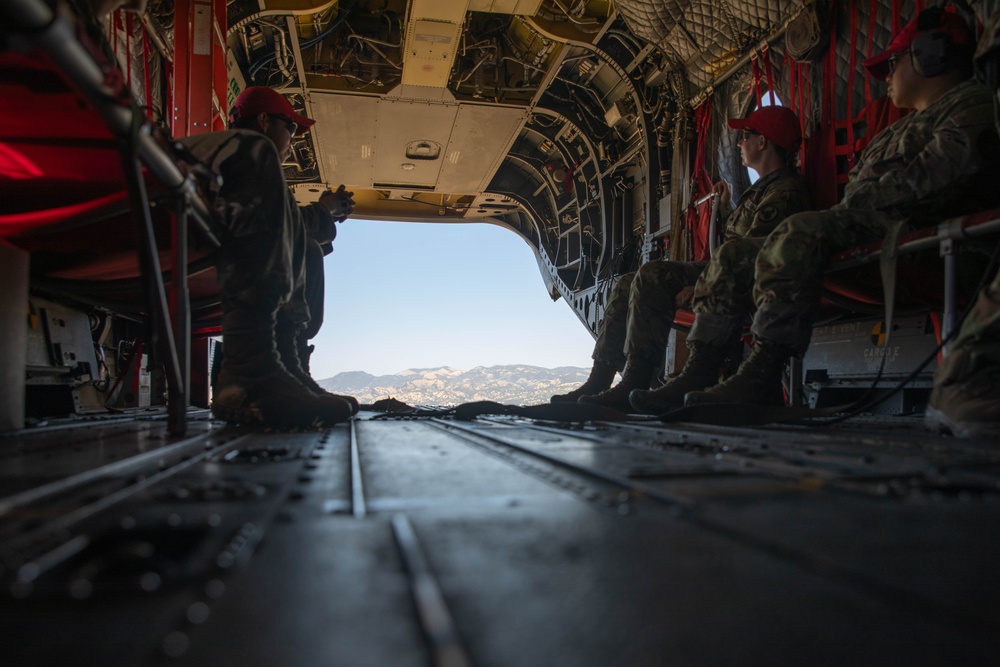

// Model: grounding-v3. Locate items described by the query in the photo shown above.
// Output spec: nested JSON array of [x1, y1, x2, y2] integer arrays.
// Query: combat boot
[[683, 340, 791, 407], [212, 310, 354, 428], [924, 349, 1000, 438], [629, 342, 727, 414], [275, 323, 360, 415], [578, 352, 659, 412], [551, 361, 617, 403]]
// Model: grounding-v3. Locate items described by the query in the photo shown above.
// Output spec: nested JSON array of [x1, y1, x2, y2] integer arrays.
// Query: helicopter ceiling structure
[[210, 0, 814, 335]]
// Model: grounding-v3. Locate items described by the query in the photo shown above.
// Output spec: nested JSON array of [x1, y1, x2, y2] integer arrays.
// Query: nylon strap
[[751, 55, 763, 108], [846, 0, 858, 163], [142, 22, 153, 117], [692, 97, 714, 195], [865, 0, 879, 105], [762, 44, 776, 106], [125, 12, 132, 92], [786, 49, 798, 115]]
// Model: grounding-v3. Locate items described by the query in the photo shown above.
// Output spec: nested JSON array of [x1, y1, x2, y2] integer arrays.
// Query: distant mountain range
[[318, 365, 594, 406]]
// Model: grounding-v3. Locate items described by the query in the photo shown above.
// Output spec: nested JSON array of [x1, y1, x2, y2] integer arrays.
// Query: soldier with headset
[[925, 4, 1000, 437], [673, 6, 1000, 422]]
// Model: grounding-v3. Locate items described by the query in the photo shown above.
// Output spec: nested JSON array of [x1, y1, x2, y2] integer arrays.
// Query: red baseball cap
[[863, 9, 975, 80], [229, 86, 316, 134], [728, 106, 802, 152]]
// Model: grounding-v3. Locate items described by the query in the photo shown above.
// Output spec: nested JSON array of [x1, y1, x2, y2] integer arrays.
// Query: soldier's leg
[[623, 260, 706, 359], [191, 132, 352, 427], [275, 238, 360, 414], [926, 268, 1000, 437], [581, 260, 704, 411], [750, 209, 889, 354], [593, 272, 635, 370], [687, 209, 888, 407], [551, 272, 634, 403], [631, 239, 758, 414], [688, 236, 763, 345]]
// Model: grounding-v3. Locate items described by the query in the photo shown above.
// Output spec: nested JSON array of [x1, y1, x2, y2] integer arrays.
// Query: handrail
[[826, 209, 1000, 344], [826, 210, 1000, 273], [2, 0, 220, 247]]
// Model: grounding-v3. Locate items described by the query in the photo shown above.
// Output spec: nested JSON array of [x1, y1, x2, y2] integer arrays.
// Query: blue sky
[[309, 219, 597, 379]]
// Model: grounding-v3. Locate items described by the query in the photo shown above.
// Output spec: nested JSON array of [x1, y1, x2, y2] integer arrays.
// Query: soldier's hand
[[675, 286, 696, 309], [711, 180, 731, 210], [319, 184, 355, 222]]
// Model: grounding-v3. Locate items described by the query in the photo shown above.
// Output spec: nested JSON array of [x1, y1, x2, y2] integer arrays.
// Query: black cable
[[248, 0, 356, 80]]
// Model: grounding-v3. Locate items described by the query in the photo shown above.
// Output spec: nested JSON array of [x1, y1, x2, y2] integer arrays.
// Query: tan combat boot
[[629, 341, 727, 414], [212, 310, 354, 428], [275, 322, 360, 415], [683, 340, 790, 407], [578, 352, 659, 412], [925, 346, 1000, 438], [550, 361, 617, 403]]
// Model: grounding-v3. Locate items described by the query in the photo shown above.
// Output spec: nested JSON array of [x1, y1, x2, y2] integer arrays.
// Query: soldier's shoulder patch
[[757, 203, 781, 222]]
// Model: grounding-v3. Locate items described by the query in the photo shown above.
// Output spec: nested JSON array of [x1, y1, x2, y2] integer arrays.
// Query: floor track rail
[[425, 417, 995, 632], [427, 418, 695, 509], [350, 419, 367, 519], [391, 514, 472, 667], [0, 434, 249, 558]]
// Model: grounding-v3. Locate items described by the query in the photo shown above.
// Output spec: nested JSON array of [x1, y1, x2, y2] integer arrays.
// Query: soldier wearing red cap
[[180, 87, 358, 427], [683, 7, 1000, 413], [925, 6, 1000, 438], [552, 105, 812, 412]]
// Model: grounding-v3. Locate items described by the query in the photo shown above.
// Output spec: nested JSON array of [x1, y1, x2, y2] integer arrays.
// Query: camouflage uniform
[[179, 130, 336, 335], [592, 166, 812, 369], [934, 269, 1000, 392], [925, 265, 1000, 435], [752, 80, 1000, 355]]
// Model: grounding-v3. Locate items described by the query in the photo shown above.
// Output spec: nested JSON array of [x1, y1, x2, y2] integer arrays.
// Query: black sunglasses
[[887, 49, 910, 74], [269, 114, 298, 138], [740, 128, 760, 141]]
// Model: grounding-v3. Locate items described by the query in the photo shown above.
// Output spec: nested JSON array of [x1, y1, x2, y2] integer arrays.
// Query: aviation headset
[[910, 7, 968, 77]]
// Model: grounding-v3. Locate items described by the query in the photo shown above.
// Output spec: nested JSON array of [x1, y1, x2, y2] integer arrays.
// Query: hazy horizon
[[308, 219, 597, 378], [317, 361, 592, 381], [318, 363, 594, 405]]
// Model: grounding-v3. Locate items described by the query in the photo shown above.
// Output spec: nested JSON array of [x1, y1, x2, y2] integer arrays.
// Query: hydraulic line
[[248, 0, 357, 80]]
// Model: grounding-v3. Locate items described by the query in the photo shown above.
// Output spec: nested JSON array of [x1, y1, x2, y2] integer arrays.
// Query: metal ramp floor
[[1, 410, 998, 665]]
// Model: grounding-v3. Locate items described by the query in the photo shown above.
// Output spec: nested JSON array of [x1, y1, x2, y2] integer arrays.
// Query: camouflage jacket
[[836, 79, 1000, 222], [721, 166, 813, 243], [180, 129, 337, 249], [300, 200, 337, 254]]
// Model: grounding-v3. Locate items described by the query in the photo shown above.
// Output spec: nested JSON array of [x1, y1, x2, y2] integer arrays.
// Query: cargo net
[[614, 0, 794, 90], [615, 0, 930, 108]]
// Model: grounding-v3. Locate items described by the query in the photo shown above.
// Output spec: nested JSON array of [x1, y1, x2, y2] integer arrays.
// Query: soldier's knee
[[635, 262, 661, 279], [760, 212, 824, 257], [633, 260, 674, 293], [611, 271, 636, 297], [714, 238, 756, 265], [778, 211, 824, 237]]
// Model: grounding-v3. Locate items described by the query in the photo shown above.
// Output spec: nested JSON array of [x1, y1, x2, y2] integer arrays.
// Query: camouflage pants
[[752, 208, 890, 354], [935, 268, 1000, 388], [689, 237, 767, 345], [179, 130, 311, 328], [593, 238, 765, 367], [302, 239, 325, 339]]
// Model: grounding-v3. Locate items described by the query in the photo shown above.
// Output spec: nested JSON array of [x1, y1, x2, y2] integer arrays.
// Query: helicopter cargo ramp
[[1, 408, 998, 666]]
